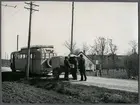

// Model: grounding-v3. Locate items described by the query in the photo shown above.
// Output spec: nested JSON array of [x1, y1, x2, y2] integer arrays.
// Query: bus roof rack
[[21, 45, 54, 50]]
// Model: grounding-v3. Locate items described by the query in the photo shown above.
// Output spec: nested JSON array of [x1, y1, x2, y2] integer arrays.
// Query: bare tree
[[109, 39, 117, 55], [91, 37, 108, 76], [108, 39, 118, 69], [64, 40, 77, 53], [82, 42, 89, 54], [92, 37, 108, 55], [129, 40, 138, 54], [64, 40, 81, 55]]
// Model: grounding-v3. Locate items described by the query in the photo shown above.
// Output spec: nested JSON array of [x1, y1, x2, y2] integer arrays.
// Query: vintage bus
[[10, 45, 56, 75]]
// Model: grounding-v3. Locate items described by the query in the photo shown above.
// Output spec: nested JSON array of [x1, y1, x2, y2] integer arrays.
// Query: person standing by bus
[[64, 56, 70, 80], [79, 54, 87, 81], [10, 54, 16, 72], [69, 55, 78, 80], [72, 56, 78, 80]]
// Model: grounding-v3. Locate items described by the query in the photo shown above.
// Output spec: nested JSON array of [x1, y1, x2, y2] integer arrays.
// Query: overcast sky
[[1, 1, 138, 59]]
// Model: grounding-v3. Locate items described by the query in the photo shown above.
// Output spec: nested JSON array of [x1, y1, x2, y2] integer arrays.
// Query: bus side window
[[50, 53, 53, 58], [22, 54, 24, 59], [42, 53, 45, 59], [23, 54, 25, 59], [46, 53, 49, 58], [24, 54, 26, 59], [20, 54, 22, 59], [30, 54, 32, 59], [32, 54, 35, 59]]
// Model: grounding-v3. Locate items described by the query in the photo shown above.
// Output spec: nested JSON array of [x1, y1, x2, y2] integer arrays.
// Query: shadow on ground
[[2, 72, 26, 81], [1, 71, 71, 82]]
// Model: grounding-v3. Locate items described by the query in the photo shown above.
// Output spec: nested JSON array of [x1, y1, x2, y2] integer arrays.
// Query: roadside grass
[[2, 81, 84, 104], [2, 77, 138, 103], [2, 71, 138, 103], [18, 78, 138, 104]]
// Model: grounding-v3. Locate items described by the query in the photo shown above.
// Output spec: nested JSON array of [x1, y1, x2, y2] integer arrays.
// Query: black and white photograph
[[1, 0, 139, 104]]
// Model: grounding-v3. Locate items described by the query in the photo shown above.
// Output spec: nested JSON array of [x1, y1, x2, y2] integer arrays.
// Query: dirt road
[[2, 67, 138, 93], [64, 75, 138, 93]]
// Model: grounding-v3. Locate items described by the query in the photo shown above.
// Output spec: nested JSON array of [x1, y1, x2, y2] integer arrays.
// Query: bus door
[[29, 53, 33, 73], [10, 53, 15, 71], [31, 53, 34, 73], [31, 51, 41, 74]]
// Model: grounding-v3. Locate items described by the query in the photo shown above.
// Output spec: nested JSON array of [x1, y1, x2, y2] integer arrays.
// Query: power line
[[2, 3, 19, 19], [24, 1, 39, 80], [2, 4, 17, 8]]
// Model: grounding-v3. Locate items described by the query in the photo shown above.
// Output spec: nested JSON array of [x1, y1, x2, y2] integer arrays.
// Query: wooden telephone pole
[[70, 1, 74, 54], [24, 1, 39, 80], [17, 35, 19, 51]]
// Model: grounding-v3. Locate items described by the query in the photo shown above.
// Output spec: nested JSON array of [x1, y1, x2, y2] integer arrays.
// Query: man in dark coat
[[10, 54, 16, 72], [79, 54, 87, 81], [69, 55, 78, 80], [71, 56, 78, 80], [64, 56, 70, 80]]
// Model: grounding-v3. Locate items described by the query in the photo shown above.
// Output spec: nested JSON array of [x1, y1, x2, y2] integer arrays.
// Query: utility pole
[[24, 1, 39, 80], [17, 35, 19, 51], [70, 1, 74, 54]]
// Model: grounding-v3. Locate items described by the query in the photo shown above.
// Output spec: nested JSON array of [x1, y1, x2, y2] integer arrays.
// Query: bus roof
[[11, 51, 20, 54], [21, 45, 54, 50]]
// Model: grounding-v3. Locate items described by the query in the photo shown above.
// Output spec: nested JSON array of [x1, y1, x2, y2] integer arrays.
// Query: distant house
[[87, 54, 127, 69], [77, 52, 96, 71], [116, 55, 127, 69]]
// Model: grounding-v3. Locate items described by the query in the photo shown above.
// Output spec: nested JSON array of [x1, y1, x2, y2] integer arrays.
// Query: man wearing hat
[[64, 56, 70, 80], [69, 54, 78, 80], [79, 54, 87, 81]]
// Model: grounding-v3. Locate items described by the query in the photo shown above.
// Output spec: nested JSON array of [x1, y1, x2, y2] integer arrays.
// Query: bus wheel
[[53, 68, 59, 80]]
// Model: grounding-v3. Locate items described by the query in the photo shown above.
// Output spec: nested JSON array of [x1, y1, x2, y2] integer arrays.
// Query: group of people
[[64, 54, 87, 81]]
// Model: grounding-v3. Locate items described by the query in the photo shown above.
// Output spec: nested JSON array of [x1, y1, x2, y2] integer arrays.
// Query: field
[[2, 76, 138, 104]]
